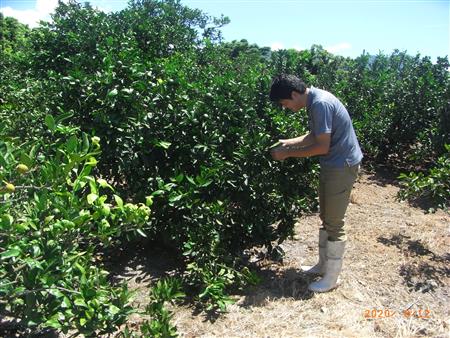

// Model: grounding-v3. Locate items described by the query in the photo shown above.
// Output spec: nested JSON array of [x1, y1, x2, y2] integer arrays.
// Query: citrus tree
[[0, 113, 151, 335]]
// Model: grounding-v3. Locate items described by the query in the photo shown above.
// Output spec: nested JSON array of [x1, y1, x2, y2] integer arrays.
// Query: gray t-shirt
[[306, 87, 363, 167]]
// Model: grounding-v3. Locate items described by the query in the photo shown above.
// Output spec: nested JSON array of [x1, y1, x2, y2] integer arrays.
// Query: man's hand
[[269, 132, 330, 161], [270, 144, 288, 161]]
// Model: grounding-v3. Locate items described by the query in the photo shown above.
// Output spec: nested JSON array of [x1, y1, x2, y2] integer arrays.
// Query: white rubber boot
[[308, 240, 346, 292], [301, 229, 327, 275]]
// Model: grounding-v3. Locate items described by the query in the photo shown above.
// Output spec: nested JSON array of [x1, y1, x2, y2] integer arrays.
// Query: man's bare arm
[[271, 133, 331, 160], [279, 132, 315, 148]]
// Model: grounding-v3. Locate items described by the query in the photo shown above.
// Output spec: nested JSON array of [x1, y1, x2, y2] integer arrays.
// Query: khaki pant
[[319, 164, 360, 241]]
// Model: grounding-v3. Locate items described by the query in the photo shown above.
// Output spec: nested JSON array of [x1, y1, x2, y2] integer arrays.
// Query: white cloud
[[0, 7, 41, 27], [271, 42, 285, 51], [35, 0, 59, 15], [325, 42, 352, 54], [0, 0, 67, 27]]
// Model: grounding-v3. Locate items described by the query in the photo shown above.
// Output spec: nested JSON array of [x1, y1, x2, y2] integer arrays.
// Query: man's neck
[[300, 88, 310, 108]]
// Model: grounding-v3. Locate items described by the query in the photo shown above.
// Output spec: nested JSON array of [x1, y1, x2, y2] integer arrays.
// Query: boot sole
[[308, 278, 341, 293]]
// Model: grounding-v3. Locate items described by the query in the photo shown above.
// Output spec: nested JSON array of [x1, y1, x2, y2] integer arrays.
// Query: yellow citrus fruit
[[5, 183, 15, 193], [16, 164, 29, 174]]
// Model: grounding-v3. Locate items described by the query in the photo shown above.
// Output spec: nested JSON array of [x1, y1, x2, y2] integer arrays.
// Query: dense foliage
[[0, 116, 151, 335], [398, 145, 450, 211], [1, 0, 448, 335]]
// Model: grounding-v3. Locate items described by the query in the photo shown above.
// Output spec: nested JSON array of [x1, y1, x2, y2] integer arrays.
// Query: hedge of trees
[[1, 0, 448, 336]]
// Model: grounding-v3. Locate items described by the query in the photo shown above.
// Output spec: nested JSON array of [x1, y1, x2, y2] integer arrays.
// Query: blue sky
[[1, 0, 449, 61]]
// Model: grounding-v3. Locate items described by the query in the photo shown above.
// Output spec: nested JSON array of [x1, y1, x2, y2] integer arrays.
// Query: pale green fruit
[[16, 164, 29, 174]]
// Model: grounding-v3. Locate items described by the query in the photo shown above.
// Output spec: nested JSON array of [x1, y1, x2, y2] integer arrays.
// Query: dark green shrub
[[398, 144, 450, 211], [21, 1, 318, 314]]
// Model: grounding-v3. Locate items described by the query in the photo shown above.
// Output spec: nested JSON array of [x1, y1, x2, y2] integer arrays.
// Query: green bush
[[0, 117, 150, 335], [398, 144, 450, 211], [21, 0, 318, 313]]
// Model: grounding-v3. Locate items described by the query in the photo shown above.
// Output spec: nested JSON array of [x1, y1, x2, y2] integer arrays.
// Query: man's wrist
[[284, 145, 301, 151]]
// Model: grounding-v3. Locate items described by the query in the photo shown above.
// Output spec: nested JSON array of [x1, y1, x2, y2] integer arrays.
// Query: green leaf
[[108, 88, 118, 98], [174, 173, 184, 183], [145, 196, 153, 207], [32, 245, 41, 257], [48, 288, 64, 298], [197, 179, 212, 187], [85, 157, 98, 166], [114, 194, 123, 208], [98, 195, 108, 204], [136, 228, 147, 237], [73, 297, 88, 307], [79, 316, 88, 326], [45, 115, 56, 131], [75, 166, 93, 188], [45, 318, 62, 329], [87, 193, 98, 205], [155, 141, 172, 149], [169, 194, 183, 203], [1, 248, 21, 258], [55, 110, 74, 124], [0, 214, 13, 229], [19, 152, 33, 167], [29, 144, 39, 161], [82, 133, 90, 154], [0, 152, 7, 167], [109, 305, 120, 315], [75, 262, 85, 274], [151, 190, 165, 197], [86, 176, 98, 194], [97, 178, 114, 191], [62, 296, 71, 308], [66, 135, 78, 153], [66, 251, 87, 262]]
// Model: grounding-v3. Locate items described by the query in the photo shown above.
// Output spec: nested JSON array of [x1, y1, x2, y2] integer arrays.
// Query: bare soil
[[116, 169, 449, 338]]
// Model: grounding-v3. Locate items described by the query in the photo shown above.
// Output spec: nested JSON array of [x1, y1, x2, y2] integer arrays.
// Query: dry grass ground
[[118, 169, 449, 338]]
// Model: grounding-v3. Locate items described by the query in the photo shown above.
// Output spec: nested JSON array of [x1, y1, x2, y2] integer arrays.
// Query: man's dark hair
[[269, 74, 307, 101]]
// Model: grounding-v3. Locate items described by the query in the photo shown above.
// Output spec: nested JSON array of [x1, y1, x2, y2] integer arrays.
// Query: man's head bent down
[[269, 74, 307, 112]]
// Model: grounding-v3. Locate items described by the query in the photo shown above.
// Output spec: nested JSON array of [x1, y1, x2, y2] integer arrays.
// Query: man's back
[[306, 87, 363, 167]]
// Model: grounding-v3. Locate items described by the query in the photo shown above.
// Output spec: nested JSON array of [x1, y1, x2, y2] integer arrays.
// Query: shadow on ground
[[377, 234, 450, 293], [189, 262, 316, 323], [104, 239, 184, 286], [363, 165, 402, 188], [104, 240, 317, 324], [237, 265, 316, 305]]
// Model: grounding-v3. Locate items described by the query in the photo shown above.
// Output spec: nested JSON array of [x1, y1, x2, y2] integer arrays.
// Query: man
[[269, 74, 363, 293]]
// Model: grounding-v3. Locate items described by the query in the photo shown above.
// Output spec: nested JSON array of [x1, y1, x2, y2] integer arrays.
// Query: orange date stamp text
[[364, 309, 431, 319]]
